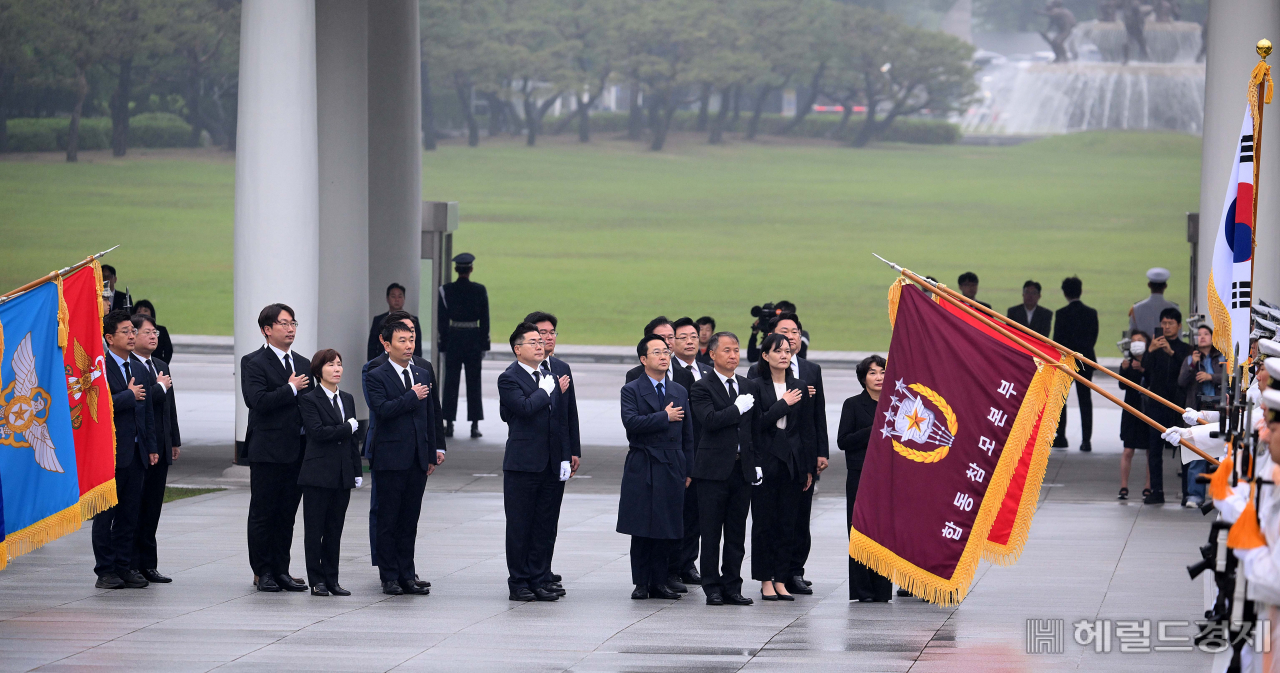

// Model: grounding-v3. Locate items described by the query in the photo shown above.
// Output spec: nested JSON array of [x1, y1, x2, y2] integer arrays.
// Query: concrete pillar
[[233, 0, 319, 445], [316, 0, 370, 412], [1197, 4, 1280, 315], [367, 1, 423, 327]]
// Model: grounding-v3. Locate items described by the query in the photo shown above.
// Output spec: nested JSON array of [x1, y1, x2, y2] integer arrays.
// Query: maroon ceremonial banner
[[849, 281, 1071, 605]]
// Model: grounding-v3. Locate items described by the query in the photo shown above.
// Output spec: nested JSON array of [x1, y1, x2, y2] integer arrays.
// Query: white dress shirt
[[135, 355, 168, 392], [674, 356, 702, 381], [715, 369, 742, 453], [268, 343, 299, 395], [322, 384, 358, 433]]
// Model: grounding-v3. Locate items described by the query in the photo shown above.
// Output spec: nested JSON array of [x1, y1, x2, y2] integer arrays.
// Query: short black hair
[[509, 322, 539, 353], [381, 310, 414, 335], [1022, 280, 1042, 293], [958, 272, 979, 285], [1159, 307, 1183, 324], [1129, 329, 1151, 342], [131, 313, 157, 332], [101, 264, 117, 277], [770, 312, 803, 332], [775, 300, 796, 313], [257, 303, 295, 332], [1061, 276, 1082, 299], [1198, 324, 1214, 335], [524, 311, 557, 328], [131, 299, 156, 319], [856, 354, 886, 388], [386, 282, 406, 297], [103, 309, 132, 337], [696, 316, 716, 330], [643, 316, 672, 336], [672, 316, 696, 332], [381, 318, 416, 344], [637, 334, 668, 360], [706, 331, 738, 354]]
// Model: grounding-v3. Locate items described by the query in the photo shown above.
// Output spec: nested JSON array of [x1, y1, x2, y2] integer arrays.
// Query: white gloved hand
[[348, 418, 359, 433], [1161, 427, 1189, 446], [1183, 409, 1221, 425], [538, 373, 555, 394], [559, 460, 571, 481], [753, 466, 763, 486], [733, 394, 755, 414], [354, 477, 363, 489]]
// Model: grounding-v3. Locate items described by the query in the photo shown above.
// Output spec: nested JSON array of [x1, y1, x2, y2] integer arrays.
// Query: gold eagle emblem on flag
[[65, 338, 103, 429]]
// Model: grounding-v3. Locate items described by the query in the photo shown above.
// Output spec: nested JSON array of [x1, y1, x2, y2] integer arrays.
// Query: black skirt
[[1119, 390, 1147, 447]]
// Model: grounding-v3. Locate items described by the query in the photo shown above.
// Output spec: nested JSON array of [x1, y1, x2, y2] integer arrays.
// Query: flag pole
[[873, 256, 1220, 466], [0, 246, 119, 304], [872, 253, 1199, 422], [1248, 39, 1272, 381]]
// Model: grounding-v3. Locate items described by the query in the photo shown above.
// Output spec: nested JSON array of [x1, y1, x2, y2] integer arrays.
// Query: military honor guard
[[130, 312, 181, 585], [1128, 267, 1178, 338], [439, 252, 490, 439]]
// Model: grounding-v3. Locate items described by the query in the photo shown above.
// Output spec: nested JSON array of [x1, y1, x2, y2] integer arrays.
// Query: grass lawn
[[162, 486, 225, 503], [0, 131, 1200, 350]]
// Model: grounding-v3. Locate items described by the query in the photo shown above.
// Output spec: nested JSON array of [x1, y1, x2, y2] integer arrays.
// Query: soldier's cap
[[1146, 267, 1170, 283], [1263, 388, 1280, 421], [1260, 339, 1280, 358], [1267, 358, 1280, 389], [452, 252, 476, 266]]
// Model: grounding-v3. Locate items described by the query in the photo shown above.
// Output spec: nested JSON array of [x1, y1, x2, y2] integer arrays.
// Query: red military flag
[[59, 261, 116, 519], [849, 281, 1072, 605]]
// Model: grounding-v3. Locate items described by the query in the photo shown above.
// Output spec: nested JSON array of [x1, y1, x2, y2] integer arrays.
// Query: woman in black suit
[[750, 333, 816, 601], [837, 354, 892, 602], [131, 300, 173, 364], [297, 349, 363, 596]]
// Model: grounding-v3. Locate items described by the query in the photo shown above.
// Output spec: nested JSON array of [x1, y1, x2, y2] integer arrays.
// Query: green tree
[[152, 0, 239, 149], [546, 0, 619, 143], [0, 0, 37, 151], [29, 0, 110, 161]]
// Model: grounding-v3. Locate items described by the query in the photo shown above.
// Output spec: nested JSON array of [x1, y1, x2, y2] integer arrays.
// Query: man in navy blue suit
[[365, 319, 444, 596], [618, 334, 694, 600], [523, 311, 579, 597], [497, 322, 567, 602], [93, 310, 157, 589]]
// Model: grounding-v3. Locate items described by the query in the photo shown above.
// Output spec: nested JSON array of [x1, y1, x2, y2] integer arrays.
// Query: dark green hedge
[[551, 110, 960, 145], [4, 113, 195, 152]]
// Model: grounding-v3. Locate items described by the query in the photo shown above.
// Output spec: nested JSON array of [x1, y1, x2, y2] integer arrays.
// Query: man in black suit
[[93, 310, 156, 589], [366, 283, 423, 361], [498, 323, 565, 602], [958, 271, 992, 309], [668, 317, 713, 587], [361, 310, 441, 592], [240, 303, 312, 593], [689, 331, 759, 606], [1052, 276, 1099, 452], [750, 313, 825, 594], [365, 319, 444, 595], [1007, 280, 1053, 337], [524, 311, 579, 596], [101, 264, 131, 313], [130, 313, 181, 584], [695, 316, 716, 367]]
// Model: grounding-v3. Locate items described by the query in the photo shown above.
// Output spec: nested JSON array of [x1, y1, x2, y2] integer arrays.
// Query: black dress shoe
[[667, 577, 688, 593], [510, 587, 536, 601], [139, 569, 172, 583], [471, 421, 482, 438], [95, 573, 125, 589], [532, 586, 560, 601], [760, 589, 779, 602], [120, 570, 149, 588], [681, 568, 702, 585], [445, 421, 454, 438], [896, 588, 912, 597], [775, 592, 795, 601], [1144, 490, 1166, 505], [542, 582, 566, 596], [785, 578, 813, 595], [311, 584, 330, 596], [801, 577, 812, 587], [382, 581, 404, 595], [257, 575, 282, 592], [401, 582, 430, 595], [1052, 436, 1068, 448], [329, 585, 351, 596], [276, 574, 306, 592], [705, 592, 724, 605], [724, 593, 754, 606], [1080, 443, 1092, 452], [414, 576, 431, 589], [649, 584, 681, 600], [550, 573, 562, 583], [631, 585, 649, 600]]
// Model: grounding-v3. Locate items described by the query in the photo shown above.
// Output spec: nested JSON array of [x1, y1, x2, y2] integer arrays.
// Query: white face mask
[[1130, 341, 1147, 356]]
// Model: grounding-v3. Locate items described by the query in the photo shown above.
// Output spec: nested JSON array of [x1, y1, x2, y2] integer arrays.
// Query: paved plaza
[[0, 356, 1220, 671]]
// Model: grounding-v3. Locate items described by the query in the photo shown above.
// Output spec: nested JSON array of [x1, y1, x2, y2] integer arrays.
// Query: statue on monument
[[1097, 0, 1118, 23], [1121, 0, 1152, 63], [1038, 0, 1078, 63]]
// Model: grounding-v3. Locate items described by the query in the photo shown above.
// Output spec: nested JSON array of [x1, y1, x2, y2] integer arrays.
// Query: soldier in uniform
[[438, 252, 490, 439], [1128, 268, 1178, 338]]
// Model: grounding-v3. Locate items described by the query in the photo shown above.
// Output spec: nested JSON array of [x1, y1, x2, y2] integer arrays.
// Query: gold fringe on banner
[[886, 277, 908, 328], [0, 541, 7, 571], [982, 356, 1074, 565], [91, 260, 105, 321], [54, 274, 69, 350], [78, 479, 117, 521], [2, 503, 83, 559], [1206, 272, 1236, 373]]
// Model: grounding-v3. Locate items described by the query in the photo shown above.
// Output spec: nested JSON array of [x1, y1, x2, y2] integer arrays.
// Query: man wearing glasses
[[667, 317, 713, 588], [130, 312, 182, 585], [240, 304, 312, 593], [497, 323, 568, 602]]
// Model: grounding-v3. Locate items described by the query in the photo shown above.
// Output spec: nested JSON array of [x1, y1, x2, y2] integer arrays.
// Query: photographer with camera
[[1177, 324, 1224, 509], [747, 301, 808, 363]]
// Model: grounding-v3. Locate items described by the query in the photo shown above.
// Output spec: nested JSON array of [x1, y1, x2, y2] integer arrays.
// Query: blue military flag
[[0, 282, 82, 561]]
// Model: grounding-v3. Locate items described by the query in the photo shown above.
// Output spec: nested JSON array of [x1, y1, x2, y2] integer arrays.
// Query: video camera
[[750, 302, 776, 320]]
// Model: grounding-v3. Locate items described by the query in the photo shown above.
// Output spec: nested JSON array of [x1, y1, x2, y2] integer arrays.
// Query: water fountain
[[961, 19, 1205, 136]]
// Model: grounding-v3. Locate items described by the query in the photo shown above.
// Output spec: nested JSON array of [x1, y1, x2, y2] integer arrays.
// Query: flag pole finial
[[1260, 39, 1273, 61]]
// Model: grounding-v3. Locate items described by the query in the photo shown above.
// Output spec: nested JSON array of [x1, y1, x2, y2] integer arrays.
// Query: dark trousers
[[750, 460, 803, 582], [92, 455, 146, 577], [789, 478, 814, 578], [1145, 406, 1180, 495], [696, 468, 750, 596], [668, 479, 699, 578], [846, 467, 891, 601], [303, 486, 351, 588], [1055, 369, 1094, 446], [630, 536, 673, 587], [132, 459, 168, 571], [247, 454, 304, 577], [368, 476, 379, 566], [443, 352, 484, 422], [504, 460, 560, 592], [373, 466, 428, 585]]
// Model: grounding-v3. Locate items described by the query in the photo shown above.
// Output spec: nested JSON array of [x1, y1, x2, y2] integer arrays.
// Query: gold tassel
[[2, 503, 83, 559], [54, 274, 70, 350], [886, 278, 907, 328], [78, 479, 118, 521], [91, 260, 106, 321], [1250, 61, 1273, 108]]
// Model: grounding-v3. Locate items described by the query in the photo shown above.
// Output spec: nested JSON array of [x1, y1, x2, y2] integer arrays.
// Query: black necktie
[[333, 393, 342, 418], [402, 369, 413, 391], [122, 359, 131, 381], [283, 353, 292, 374], [656, 382, 665, 401], [726, 377, 736, 399], [147, 360, 157, 380]]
